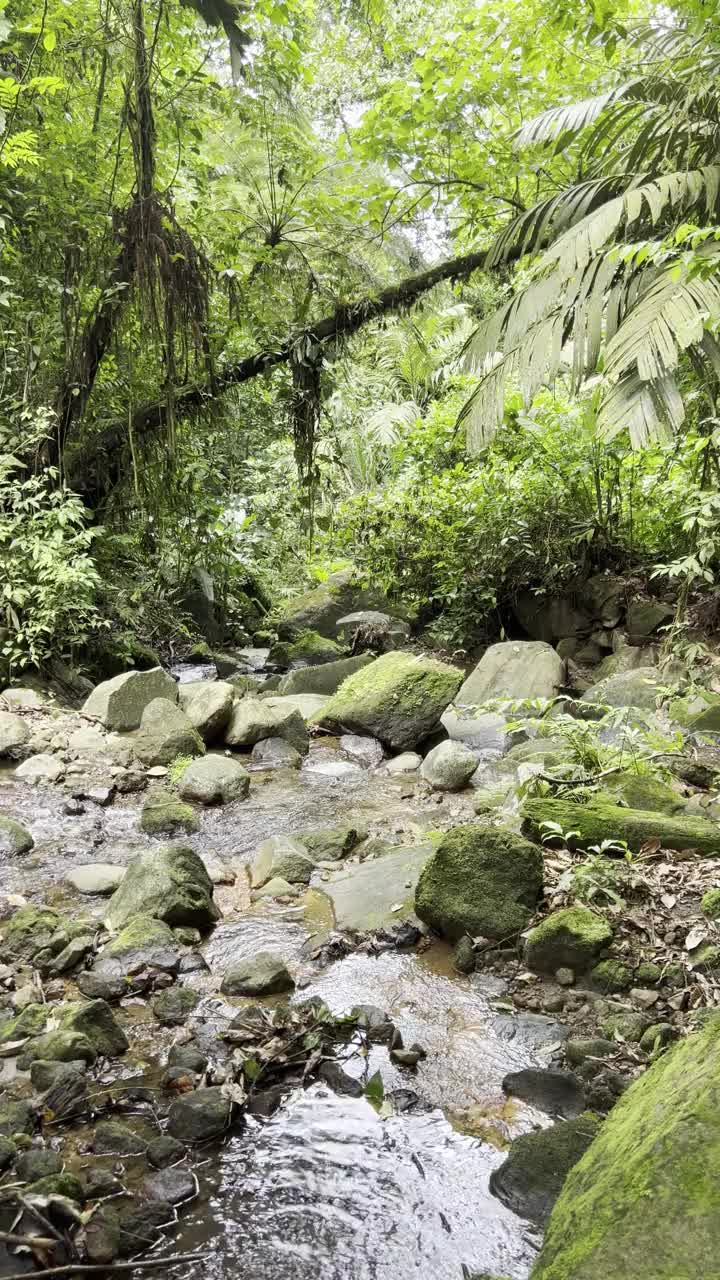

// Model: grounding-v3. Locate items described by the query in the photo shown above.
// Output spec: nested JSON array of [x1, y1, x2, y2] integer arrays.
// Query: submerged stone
[[0, 815, 33, 855], [250, 835, 315, 887]]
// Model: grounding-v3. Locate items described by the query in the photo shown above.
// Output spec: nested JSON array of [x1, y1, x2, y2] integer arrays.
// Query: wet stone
[[147, 1134, 187, 1168], [167, 1086, 232, 1142], [503, 1067, 586, 1119], [118, 1200, 173, 1256], [0, 1136, 16, 1170], [142, 1165, 196, 1205], [16, 1147, 62, 1182], [93, 1119, 149, 1156], [82, 1167, 124, 1199], [152, 985, 200, 1027], [168, 1043, 208, 1074]]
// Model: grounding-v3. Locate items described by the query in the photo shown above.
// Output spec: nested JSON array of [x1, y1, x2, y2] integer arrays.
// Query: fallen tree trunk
[[68, 248, 487, 505]]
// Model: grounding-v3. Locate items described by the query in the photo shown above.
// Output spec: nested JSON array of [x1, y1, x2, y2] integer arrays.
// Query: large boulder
[[513, 592, 592, 646], [277, 653, 374, 697], [581, 666, 662, 709], [220, 951, 295, 996], [131, 698, 205, 766], [177, 681, 234, 743], [521, 797, 720, 857], [594, 643, 657, 681], [317, 652, 462, 752], [275, 568, 394, 640], [625, 597, 673, 639], [531, 1017, 720, 1280], [0, 711, 29, 756], [82, 668, 178, 732], [420, 740, 478, 791], [415, 824, 543, 941], [524, 907, 613, 974], [456, 640, 565, 705], [180, 566, 222, 642], [105, 845, 219, 931], [178, 755, 250, 805], [606, 771, 685, 816], [224, 697, 308, 753]]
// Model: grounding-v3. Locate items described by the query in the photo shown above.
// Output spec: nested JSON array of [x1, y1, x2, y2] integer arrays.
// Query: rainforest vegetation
[[0, 0, 719, 673]]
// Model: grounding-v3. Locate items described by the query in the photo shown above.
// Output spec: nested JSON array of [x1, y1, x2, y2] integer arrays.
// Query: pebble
[[555, 967, 575, 986]]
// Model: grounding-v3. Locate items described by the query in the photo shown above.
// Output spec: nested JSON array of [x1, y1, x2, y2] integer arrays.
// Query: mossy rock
[[531, 1016, 720, 1279], [590, 959, 633, 993], [601, 1009, 651, 1043], [268, 629, 344, 668], [669, 690, 720, 733], [139, 792, 199, 836], [491, 1113, 602, 1225], [606, 771, 685, 816], [316, 651, 462, 752], [415, 824, 543, 942], [0, 1002, 48, 1045], [57, 1000, 128, 1057], [580, 667, 663, 710], [295, 825, 367, 861], [1, 905, 60, 961], [105, 844, 218, 931], [701, 888, 720, 919], [521, 797, 720, 857], [0, 815, 34, 855], [525, 907, 613, 974], [152, 985, 199, 1026], [20, 1029, 97, 1067], [29, 1172, 84, 1203], [105, 914, 176, 956], [274, 567, 395, 641]]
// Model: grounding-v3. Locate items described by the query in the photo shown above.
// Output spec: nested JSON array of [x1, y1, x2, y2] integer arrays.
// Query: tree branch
[[69, 247, 487, 504]]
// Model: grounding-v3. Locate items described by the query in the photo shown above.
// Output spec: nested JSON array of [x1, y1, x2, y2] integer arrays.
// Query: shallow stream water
[[0, 681, 548, 1280]]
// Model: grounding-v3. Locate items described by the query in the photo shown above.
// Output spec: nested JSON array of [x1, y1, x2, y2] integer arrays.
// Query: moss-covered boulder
[[525, 907, 613, 974], [275, 568, 394, 640], [21, 1029, 97, 1066], [669, 689, 720, 733], [491, 1113, 602, 1225], [521, 798, 720, 857], [0, 815, 33, 855], [269, 629, 345, 668], [606, 771, 685, 816], [581, 667, 662, 709], [277, 653, 374, 697], [57, 1000, 128, 1056], [105, 844, 219, 931], [131, 697, 205, 767], [0, 905, 60, 962], [152, 985, 199, 1026], [317, 651, 462, 751], [415, 824, 543, 942], [295, 825, 367, 861], [139, 792, 200, 835], [590, 958, 633, 992], [531, 1016, 720, 1280]]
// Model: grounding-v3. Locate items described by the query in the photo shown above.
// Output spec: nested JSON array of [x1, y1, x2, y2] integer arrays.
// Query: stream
[[0, 666, 551, 1280]]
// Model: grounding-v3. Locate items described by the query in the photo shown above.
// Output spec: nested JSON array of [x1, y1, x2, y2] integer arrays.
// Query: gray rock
[[142, 1166, 196, 1204], [250, 835, 315, 887], [502, 1067, 586, 1118], [94, 1119, 148, 1155], [385, 751, 422, 774], [178, 681, 234, 743], [224, 697, 308, 753], [275, 567, 394, 640], [167, 1086, 232, 1142], [278, 653, 375, 697], [322, 844, 431, 932], [420, 740, 478, 791], [263, 694, 328, 721], [250, 737, 302, 770], [0, 711, 29, 755], [168, 1044, 208, 1074], [318, 651, 462, 752], [626, 598, 673, 638], [220, 951, 294, 996], [1, 687, 47, 708], [105, 845, 219, 931], [17, 1147, 62, 1182], [440, 706, 509, 750], [296, 825, 367, 861], [457, 640, 565, 705], [118, 1201, 172, 1256], [0, 816, 33, 855], [15, 753, 64, 784], [581, 666, 662, 710], [66, 864, 126, 895], [82, 667, 178, 732], [178, 755, 250, 805], [48, 934, 95, 975], [340, 734, 384, 768], [131, 698, 205, 767], [0, 1099, 34, 1136], [30, 1059, 86, 1093], [490, 1114, 602, 1225], [152, 985, 199, 1026]]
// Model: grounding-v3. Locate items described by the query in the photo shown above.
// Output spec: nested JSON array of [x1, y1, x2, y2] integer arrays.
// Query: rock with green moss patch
[[21, 1029, 97, 1066], [152, 985, 199, 1026], [295, 825, 367, 861], [491, 1113, 602, 1226], [221, 951, 294, 996], [0, 905, 60, 962], [317, 651, 462, 752], [0, 815, 33, 855], [420, 740, 478, 791], [177, 681, 235, 743], [250, 835, 315, 887], [0, 1002, 48, 1046], [0, 1100, 35, 1137], [701, 888, 720, 918], [105, 844, 218, 931], [269, 629, 345, 668], [178, 755, 250, 805], [57, 1000, 128, 1056], [594, 644, 656, 681], [639, 1022, 675, 1054], [581, 667, 663, 710], [274, 568, 394, 640], [167, 1085, 232, 1142], [601, 1009, 651, 1043], [139, 792, 199, 835], [415, 824, 543, 942], [606, 771, 685, 816], [669, 690, 720, 732], [590, 958, 633, 993], [278, 653, 374, 697], [525, 908, 613, 974], [131, 698, 205, 767], [521, 797, 720, 857], [29, 1172, 84, 1202], [531, 1016, 720, 1280]]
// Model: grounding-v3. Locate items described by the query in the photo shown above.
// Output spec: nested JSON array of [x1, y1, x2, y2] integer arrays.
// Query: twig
[[0, 1251, 206, 1279], [0, 1228, 56, 1248]]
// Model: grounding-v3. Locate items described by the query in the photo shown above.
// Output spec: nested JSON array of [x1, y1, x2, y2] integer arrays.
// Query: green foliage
[[0, 412, 101, 679]]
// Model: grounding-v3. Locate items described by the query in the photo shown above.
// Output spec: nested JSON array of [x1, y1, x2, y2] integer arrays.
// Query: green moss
[[669, 690, 720, 732], [139, 792, 199, 835], [521, 797, 720, 857], [490, 1113, 603, 1225], [415, 823, 543, 942], [701, 888, 720, 919], [601, 1009, 651, 1043], [606, 772, 686, 816], [106, 914, 175, 955], [591, 959, 633, 993], [20, 1029, 96, 1066], [635, 960, 662, 986], [532, 1016, 720, 1280], [525, 907, 613, 974], [1, 905, 60, 961], [29, 1173, 84, 1202], [0, 1003, 48, 1045], [0, 816, 33, 854], [57, 1000, 128, 1056], [317, 651, 462, 751], [269, 629, 344, 667]]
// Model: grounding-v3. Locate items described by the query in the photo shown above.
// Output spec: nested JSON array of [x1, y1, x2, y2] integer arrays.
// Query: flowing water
[[0, 679, 550, 1280]]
